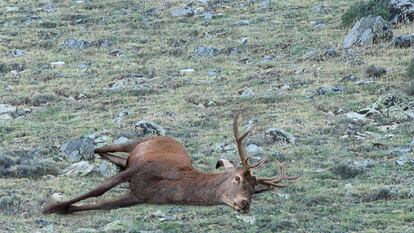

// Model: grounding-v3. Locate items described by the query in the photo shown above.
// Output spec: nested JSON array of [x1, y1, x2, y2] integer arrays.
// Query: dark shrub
[[341, 0, 390, 27]]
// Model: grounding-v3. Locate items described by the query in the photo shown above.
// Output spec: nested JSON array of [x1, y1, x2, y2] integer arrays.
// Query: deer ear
[[216, 159, 235, 169]]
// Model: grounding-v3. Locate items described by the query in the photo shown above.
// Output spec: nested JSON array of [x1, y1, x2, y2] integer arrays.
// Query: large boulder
[[343, 15, 393, 49]]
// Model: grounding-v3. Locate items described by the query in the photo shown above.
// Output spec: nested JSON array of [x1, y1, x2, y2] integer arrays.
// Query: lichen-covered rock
[[59, 137, 95, 162], [61, 161, 94, 177], [391, 34, 414, 48], [265, 128, 296, 144], [343, 16, 393, 49], [389, 0, 414, 24], [135, 120, 166, 136]]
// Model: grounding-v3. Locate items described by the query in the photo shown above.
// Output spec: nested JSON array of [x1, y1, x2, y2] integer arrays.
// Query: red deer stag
[[43, 112, 298, 214]]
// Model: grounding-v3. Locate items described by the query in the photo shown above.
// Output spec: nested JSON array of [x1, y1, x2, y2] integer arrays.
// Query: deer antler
[[255, 162, 299, 189], [233, 111, 264, 170]]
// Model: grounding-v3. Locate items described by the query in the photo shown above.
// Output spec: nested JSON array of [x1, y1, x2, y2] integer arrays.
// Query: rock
[[0, 104, 17, 115], [245, 144, 263, 157], [51, 193, 66, 202], [343, 16, 393, 49], [171, 6, 194, 17], [114, 136, 129, 145], [6, 6, 19, 12], [64, 38, 91, 49], [8, 49, 25, 57], [324, 48, 338, 58], [366, 65, 387, 77], [50, 61, 65, 68], [112, 109, 131, 127], [410, 138, 414, 151], [353, 160, 377, 168], [108, 78, 153, 95], [75, 228, 98, 233], [392, 34, 414, 48], [203, 11, 213, 21], [179, 68, 195, 75], [312, 86, 344, 97], [94, 160, 118, 178], [238, 88, 255, 97], [341, 75, 359, 82], [310, 21, 325, 30], [345, 112, 368, 124], [389, 0, 414, 24], [59, 137, 95, 162], [212, 142, 234, 153], [240, 37, 248, 46], [195, 46, 219, 57], [235, 19, 250, 26], [135, 120, 166, 136], [150, 210, 174, 222], [62, 161, 94, 177], [265, 128, 296, 144]]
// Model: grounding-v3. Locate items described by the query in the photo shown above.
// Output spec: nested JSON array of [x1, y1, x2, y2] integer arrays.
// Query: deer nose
[[240, 199, 250, 210]]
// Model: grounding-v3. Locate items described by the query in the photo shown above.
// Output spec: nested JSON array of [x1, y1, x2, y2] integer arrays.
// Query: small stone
[[203, 11, 213, 21], [64, 38, 91, 49], [8, 49, 25, 57], [366, 65, 387, 78], [195, 46, 219, 57], [61, 161, 94, 177], [235, 19, 250, 26], [0, 104, 17, 115], [51, 193, 66, 202], [50, 61, 65, 68], [179, 68, 195, 75], [171, 6, 194, 17], [238, 88, 255, 97], [265, 128, 296, 144], [6, 6, 19, 12], [240, 37, 248, 46]]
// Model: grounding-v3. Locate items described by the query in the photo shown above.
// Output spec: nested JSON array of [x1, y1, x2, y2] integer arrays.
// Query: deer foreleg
[[43, 167, 138, 215], [64, 192, 141, 214]]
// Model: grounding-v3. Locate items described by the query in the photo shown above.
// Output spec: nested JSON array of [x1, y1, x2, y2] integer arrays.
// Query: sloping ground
[[0, 0, 413, 232]]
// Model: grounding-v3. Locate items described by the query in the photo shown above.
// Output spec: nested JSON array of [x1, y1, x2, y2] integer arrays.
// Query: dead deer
[[43, 112, 298, 214]]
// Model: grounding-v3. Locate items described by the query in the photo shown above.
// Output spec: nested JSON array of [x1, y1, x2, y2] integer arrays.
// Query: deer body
[[126, 137, 228, 206], [43, 113, 298, 215]]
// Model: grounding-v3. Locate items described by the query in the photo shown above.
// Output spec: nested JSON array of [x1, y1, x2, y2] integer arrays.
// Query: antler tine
[[255, 162, 299, 188], [233, 111, 250, 167]]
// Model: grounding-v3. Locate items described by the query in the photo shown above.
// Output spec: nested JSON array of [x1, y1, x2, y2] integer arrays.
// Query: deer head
[[216, 112, 299, 213]]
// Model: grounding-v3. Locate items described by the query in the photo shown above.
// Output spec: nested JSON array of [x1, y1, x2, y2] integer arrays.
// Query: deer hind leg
[[94, 141, 139, 169], [43, 167, 138, 215], [64, 192, 140, 214]]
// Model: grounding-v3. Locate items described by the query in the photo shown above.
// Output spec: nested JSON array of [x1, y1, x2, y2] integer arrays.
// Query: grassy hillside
[[1, 0, 413, 232]]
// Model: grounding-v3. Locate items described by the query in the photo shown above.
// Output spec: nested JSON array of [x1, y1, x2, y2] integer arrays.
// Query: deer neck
[[177, 170, 230, 206]]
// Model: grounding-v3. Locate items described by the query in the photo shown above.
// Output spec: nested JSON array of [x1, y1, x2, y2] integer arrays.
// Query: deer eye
[[235, 176, 240, 182]]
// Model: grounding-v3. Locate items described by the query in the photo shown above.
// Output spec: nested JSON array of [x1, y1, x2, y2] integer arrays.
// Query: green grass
[[0, 0, 413, 232]]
